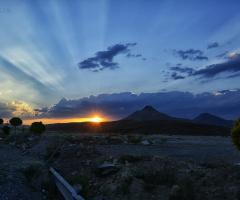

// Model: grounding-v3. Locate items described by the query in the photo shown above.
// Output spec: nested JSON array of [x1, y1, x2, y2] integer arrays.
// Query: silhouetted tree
[[231, 116, 240, 150], [30, 121, 46, 135], [0, 118, 3, 125], [9, 117, 22, 134]]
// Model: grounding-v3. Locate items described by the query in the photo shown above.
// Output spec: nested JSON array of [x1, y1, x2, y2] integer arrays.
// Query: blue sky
[[0, 0, 240, 123]]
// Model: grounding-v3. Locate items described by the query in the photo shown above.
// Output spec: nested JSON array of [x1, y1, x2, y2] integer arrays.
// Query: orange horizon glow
[[89, 116, 102, 122], [3, 116, 108, 126]]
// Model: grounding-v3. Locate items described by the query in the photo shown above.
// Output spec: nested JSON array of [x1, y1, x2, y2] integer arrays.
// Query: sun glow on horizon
[[89, 116, 102, 122], [20, 116, 106, 125]]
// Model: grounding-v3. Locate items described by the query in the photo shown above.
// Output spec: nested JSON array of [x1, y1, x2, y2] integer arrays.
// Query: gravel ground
[[0, 133, 239, 200], [0, 141, 44, 200], [94, 135, 240, 162]]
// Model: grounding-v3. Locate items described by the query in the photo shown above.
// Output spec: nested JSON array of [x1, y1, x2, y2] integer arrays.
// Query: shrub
[[0, 118, 3, 125], [142, 182, 155, 192], [136, 167, 177, 187], [17, 164, 41, 181], [2, 126, 10, 135], [30, 121, 46, 135], [0, 172, 7, 185], [231, 116, 240, 150], [170, 175, 198, 200], [127, 135, 143, 143], [67, 173, 89, 197], [116, 181, 130, 195], [105, 135, 123, 144]]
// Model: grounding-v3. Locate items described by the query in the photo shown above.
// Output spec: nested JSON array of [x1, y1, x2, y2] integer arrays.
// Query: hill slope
[[193, 113, 233, 128], [121, 105, 174, 121]]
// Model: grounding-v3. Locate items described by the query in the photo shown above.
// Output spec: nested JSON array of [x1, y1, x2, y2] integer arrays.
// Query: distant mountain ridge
[[122, 105, 233, 128], [121, 105, 174, 121], [193, 113, 233, 128]]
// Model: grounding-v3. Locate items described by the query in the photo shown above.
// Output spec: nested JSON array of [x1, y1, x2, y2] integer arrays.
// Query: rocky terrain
[[1, 129, 240, 200]]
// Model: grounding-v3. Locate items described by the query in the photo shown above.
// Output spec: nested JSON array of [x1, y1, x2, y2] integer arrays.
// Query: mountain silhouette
[[121, 106, 233, 128], [46, 106, 232, 136], [193, 113, 233, 128], [121, 105, 174, 121]]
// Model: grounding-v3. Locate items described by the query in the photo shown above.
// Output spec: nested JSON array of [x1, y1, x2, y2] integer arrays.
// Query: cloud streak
[[78, 43, 138, 72], [192, 56, 240, 78], [207, 42, 220, 49], [169, 53, 240, 80], [173, 49, 208, 61]]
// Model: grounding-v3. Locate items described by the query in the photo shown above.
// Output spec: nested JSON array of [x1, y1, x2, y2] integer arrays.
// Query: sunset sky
[[0, 0, 240, 125]]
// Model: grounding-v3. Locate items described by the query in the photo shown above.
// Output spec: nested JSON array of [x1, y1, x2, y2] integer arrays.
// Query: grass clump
[[142, 182, 155, 192], [66, 135, 81, 144], [119, 154, 145, 164], [127, 135, 143, 144], [0, 172, 7, 185], [136, 167, 177, 187], [67, 173, 89, 198], [169, 176, 198, 200], [105, 135, 123, 144], [17, 163, 41, 181], [116, 181, 130, 195]]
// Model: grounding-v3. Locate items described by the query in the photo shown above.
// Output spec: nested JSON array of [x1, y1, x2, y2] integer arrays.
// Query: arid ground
[[1, 130, 240, 200]]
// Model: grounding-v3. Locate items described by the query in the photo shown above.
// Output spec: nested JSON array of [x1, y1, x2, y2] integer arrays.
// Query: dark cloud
[[78, 43, 137, 72], [38, 90, 240, 120], [226, 72, 240, 79], [34, 107, 48, 113], [192, 57, 240, 78], [167, 56, 240, 80], [173, 49, 208, 61], [207, 42, 220, 49], [126, 53, 141, 58], [0, 103, 13, 118], [171, 72, 185, 80], [216, 51, 228, 59], [170, 66, 195, 75], [193, 56, 208, 61]]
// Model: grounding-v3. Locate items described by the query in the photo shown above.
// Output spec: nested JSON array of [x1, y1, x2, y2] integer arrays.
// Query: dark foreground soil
[[1, 131, 240, 200]]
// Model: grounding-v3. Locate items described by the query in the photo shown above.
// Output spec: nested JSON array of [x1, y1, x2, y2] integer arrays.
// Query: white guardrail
[[50, 167, 85, 200]]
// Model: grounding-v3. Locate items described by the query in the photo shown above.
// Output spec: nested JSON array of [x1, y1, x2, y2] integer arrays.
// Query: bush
[[127, 135, 143, 143], [2, 126, 10, 135], [17, 164, 41, 181], [136, 167, 177, 187], [0, 118, 3, 125], [30, 121, 46, 135], [116, 181, 130, 195], [142, 182, 155, 192], [67, 173, 89, 197], [231, 116, 240, 150]]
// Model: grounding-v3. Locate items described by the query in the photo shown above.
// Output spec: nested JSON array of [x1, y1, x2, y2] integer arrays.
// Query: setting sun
[[90, 116, 102, 122]]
